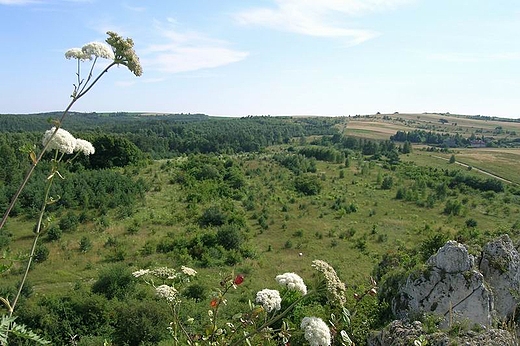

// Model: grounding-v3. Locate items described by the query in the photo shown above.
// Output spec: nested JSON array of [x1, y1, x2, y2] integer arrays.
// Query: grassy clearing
[[3, 142, 520, 305]]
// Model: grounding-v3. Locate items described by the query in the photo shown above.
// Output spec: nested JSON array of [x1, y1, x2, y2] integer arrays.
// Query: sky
[[1, 0, 519, 118]]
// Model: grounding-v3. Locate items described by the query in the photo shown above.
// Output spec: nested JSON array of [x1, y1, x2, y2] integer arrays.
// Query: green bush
[[91, 264, 136, 300]]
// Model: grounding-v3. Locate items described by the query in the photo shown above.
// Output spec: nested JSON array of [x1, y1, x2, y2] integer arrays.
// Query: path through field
[[432, 155, 513, 184]]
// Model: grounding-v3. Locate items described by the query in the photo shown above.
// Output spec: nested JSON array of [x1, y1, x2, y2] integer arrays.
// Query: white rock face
[[479, 234, 520, 319], [393, 240, 493, 327]]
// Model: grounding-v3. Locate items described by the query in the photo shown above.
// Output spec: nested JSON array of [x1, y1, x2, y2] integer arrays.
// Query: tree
[[402, 141, 412, 154], [88, 135, 144, 169], [449, 154, 456, 164], [294, 175, 322, 195]]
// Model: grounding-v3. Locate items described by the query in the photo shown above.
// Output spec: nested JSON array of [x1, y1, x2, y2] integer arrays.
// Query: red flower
[[210, 298, 218, 308], [234, 274, 245, 285]]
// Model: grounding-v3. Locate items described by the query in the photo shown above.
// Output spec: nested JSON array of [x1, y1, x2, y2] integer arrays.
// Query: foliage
[[91, 264, 136, 300], [0, 315, 50, 345]]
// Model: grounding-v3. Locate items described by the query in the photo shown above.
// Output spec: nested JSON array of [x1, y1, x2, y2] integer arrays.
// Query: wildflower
[[276, 272, 307, 295], [234, 274, 244, 286], [132, 269, 150, 278], [155, 284, 178, 303], [210, 298, 219, 308], [106, 31, 143, 76], [74, 138, 95, 156], [255, 289, 281, 313], [42, 127, 77, 154], [65, 47, 91, 61], [81, 42, 115, 60], [301, 316, 331, 346], [181, 266, 197, 276], [311, 260, 347, 307], [150, 267, 177, 279]]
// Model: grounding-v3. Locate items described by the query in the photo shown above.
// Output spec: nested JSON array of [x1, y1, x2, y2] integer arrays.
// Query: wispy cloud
[[143, 23, 249, 74], [123, 3, 145, 12], [429, 52, 520, 62], [234, 0, 413, 45], [0, 0, 38, 4]]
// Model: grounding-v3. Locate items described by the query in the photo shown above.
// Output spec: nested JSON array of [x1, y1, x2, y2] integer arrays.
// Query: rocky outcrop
[[479, 234, 520, 319], [393, 240, 493, 327], [373, 235, 520, 346], [368, 320, 517, 346]]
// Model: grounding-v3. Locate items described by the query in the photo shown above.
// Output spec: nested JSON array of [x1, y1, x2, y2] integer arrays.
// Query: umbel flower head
[[255, 289, 281, 313], [311, 260, 347, 307], [105, 31, 143, 76], [276, 272, 307, 295], [74, 138, 95, 156], [155, 284, 178, 303], [65, 48, 91, 61], [301, 316, 331, 346], [42, 127, 77, 155], [81, 41, 115, 60]]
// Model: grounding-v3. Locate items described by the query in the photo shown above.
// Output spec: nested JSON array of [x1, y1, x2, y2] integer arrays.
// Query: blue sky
[[1, 0, 519, 118]]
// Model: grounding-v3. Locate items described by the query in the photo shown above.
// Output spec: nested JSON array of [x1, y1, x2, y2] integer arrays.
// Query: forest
[[1, 112, 520, 345]]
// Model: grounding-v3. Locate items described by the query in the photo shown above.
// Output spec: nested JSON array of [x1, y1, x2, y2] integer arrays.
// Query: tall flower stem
[[8, 153, 58, 317], [0, 61, 116, 231], [230, 291, 314, 346]]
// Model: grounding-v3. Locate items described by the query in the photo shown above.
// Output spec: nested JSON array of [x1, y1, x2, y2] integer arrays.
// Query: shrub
[[46, 225, 62, 241], [59, 211, 79, 232], [79, 236, 92, 253], [33, 243, 49, 263], [294, 175, 322, 195], [91, 264, 136, 300], [216, 224, 243, 250], [199, 206, 227, 227]]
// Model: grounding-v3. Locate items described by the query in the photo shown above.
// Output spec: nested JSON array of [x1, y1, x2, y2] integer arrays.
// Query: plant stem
[[0, 61, 116, 231], [9, 161, 56, 317], [230, 292, 313, 346]]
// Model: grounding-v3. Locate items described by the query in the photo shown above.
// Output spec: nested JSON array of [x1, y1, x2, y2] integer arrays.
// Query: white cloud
[[0, 0, 38, 4], [429, 52, 520, 62], [143, 26, 249, 74], [234, 0, 413, 44]]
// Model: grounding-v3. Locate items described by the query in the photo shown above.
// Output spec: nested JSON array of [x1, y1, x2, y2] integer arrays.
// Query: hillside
[[1, 113, 519, 345]]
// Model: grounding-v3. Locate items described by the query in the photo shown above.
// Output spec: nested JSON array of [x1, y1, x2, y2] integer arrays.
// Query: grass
[[2, 140, 520, 311]]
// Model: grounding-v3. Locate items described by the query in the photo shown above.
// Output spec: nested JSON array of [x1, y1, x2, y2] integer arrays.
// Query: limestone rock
[[479, 234, 520, 319], [368, 320, 517, 346], [393, 240, 493, 327]]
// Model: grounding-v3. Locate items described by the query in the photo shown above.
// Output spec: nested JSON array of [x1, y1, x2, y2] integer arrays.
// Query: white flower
[[312, 259, 347, 307], [255, 289, 281, 312], [301, 317, 331, 346], [82, 41, 115, 60], [150, 267, 177, 279], [42, 127, 77, 154], [65, 47, 91, 61], [155, 284, 178, 302], [74, 138, 95, 156], [276, 272, 307, 295], [132, 269, 150, 278], [181, 266, 197, 276]]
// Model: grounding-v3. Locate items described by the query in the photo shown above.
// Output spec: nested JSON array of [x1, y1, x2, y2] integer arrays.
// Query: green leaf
[[0, 315, 50, 345]]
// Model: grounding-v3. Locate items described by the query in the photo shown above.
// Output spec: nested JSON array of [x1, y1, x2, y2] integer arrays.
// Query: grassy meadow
[[2, 112, 520, 344]]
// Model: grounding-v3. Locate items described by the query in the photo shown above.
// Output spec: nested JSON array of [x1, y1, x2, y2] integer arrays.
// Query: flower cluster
[[82, 42, 115, 60], [255, 289, 282, 313], [275, 272, 307, 295], [41, 127, 95, 156], [65, 41, 114, 61], [311, 260, 347, 307], [301, 316, 331, 346], [106, 31, 142, 76], [149, 267, 178, 280], [156, 284, 178, 303], [132, 269, 150, 278], [180, 266, 197, 277], [74, 138, 95, 156]]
